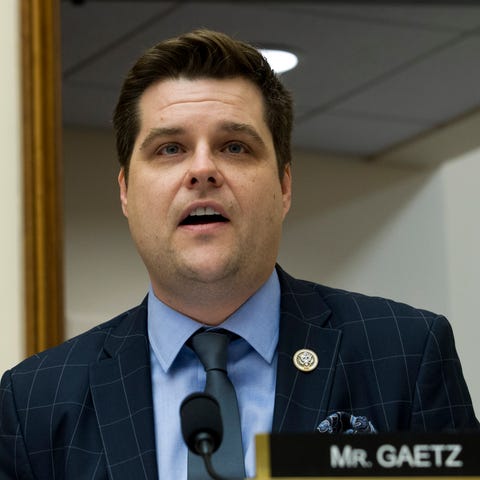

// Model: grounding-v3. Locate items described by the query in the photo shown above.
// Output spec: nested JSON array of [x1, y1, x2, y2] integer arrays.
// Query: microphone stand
[[180, 392, 244, 480], [195, 432, 245, 480], [195, 432, 232, 480]]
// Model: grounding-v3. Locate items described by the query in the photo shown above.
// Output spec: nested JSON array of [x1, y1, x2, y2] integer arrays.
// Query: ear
[[281, 164, 292, 218], [118, 168, 128, 218]]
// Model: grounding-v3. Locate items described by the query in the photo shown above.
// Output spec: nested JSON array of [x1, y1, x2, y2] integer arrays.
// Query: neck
[[150, 269, 273, 325]]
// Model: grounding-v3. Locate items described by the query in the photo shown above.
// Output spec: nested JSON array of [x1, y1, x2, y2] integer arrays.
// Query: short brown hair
[[113, 29, 293, 179]]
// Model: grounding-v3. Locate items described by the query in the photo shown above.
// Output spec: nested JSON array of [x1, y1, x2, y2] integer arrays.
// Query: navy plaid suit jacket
[[1, 267, 478, 479]]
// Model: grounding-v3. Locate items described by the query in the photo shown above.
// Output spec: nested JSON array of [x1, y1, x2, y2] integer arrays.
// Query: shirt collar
[[147, 270, 280, 372]]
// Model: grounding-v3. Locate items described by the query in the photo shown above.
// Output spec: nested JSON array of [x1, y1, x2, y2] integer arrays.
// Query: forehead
[[136, 77, 268, 132]]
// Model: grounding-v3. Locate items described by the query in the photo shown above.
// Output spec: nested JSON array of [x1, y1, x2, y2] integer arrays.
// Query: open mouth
[[179, 206, 229, 226]]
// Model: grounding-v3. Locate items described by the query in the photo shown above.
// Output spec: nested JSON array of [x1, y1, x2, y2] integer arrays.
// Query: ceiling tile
[[63, 84, 118, 128], [291, 3, 480, 31], [292, 112, 429, 156], [64, 1, 455, 97], [327, 35, 480, 122], [61, 1, 178, 73]]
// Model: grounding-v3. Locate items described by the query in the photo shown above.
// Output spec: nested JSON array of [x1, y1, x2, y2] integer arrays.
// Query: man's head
[[115, 30, 293, 324], [113, 29, 293, 180]]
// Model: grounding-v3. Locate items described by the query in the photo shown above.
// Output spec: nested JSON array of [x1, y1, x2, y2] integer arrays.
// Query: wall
[[443, 148, 480, 413], [280, 152, 448, 313], [63, 126, 480, 413], [0, 0, 23, 373], [63, 128, 148, 336]]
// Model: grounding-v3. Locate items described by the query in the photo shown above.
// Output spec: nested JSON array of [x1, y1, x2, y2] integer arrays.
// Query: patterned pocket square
[[317, 411, 377, 434]]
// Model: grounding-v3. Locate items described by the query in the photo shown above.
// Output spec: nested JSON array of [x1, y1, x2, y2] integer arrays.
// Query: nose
[[184, 147, 224, 189]]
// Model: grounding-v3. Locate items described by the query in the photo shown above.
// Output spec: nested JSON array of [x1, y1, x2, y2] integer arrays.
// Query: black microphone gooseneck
[[180, 392, 243, 480]]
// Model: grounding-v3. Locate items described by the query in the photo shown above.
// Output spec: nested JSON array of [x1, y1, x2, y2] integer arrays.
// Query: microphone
[[180, 392, 232, 480]]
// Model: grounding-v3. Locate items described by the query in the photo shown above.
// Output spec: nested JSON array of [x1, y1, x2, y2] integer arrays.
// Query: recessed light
[[259, 48, 298, 74]]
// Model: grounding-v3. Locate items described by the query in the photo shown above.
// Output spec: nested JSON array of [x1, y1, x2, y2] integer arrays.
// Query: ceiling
[[61, 1, 480, 158]]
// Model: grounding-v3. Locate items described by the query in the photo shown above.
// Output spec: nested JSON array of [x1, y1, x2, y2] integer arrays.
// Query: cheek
[[128, 170, 173, 204], [125, 185, 166, 230], [247, 183, 285, 225]]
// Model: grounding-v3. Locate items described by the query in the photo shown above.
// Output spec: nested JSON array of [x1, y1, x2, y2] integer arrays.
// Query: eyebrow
[[139, 127, 186, 151], [139, 121, 267, 151], [219, 122, 266, 148]]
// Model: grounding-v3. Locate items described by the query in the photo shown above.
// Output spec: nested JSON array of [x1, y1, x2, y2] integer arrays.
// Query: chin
[[180, 258, 239, 284]]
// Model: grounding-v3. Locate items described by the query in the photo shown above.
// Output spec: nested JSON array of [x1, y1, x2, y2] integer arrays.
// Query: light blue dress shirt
[[148, 270, 280, 479]]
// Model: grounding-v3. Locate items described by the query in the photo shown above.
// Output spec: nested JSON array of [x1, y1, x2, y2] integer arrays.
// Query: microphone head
[[180, 392, 223, 454]]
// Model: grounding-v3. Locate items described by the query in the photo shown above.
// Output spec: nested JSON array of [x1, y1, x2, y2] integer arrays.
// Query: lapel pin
[[293, 348, 318, 372]]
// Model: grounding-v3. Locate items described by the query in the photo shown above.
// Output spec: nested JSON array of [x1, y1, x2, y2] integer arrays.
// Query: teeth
[[189, 206, 221, 216]]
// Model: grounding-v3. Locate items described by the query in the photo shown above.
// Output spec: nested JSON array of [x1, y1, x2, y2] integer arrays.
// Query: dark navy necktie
[[188, 329, 246, 479]]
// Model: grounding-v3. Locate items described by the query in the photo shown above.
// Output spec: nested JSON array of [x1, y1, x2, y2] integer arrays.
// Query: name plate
[[269, 432, 480, 476]]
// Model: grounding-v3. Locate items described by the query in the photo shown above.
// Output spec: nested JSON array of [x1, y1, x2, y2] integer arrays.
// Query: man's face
[[118, 77, 291, 307]]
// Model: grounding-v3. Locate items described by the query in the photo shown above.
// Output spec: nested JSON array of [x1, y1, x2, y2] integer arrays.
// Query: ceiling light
[[259, 48, 298, 74]]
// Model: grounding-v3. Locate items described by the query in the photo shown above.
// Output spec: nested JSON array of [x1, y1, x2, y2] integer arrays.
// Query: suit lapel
[[273, 267, 342, 432], [90, 301, 158, 479]]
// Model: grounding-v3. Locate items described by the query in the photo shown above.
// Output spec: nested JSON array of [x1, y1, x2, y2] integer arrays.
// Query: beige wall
[[63, 126, 480, 413], [280, 152, 449, 313], [0, 0, 23, 373], [63, 128, 148, 336], [443, 148, 480, 413]]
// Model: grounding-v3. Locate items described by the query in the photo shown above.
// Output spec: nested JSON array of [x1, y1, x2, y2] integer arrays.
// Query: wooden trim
[[21, 0, 64, 355]]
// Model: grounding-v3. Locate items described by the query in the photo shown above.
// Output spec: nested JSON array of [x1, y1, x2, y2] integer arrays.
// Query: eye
[[224, 142, 248, 154], [156, 143, 182, 155]]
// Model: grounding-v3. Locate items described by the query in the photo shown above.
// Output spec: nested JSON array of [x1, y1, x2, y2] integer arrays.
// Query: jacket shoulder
[[318, 283, 440, 324], [278, 266, 441, 330], [5, 302, 146, 376]]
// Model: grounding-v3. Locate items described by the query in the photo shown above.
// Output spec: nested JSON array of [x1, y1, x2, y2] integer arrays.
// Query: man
[[0, 29, 478, 479]]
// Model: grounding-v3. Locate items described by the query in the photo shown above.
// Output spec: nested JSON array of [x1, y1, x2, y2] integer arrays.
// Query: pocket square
[[317, 411, 377, 434]]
